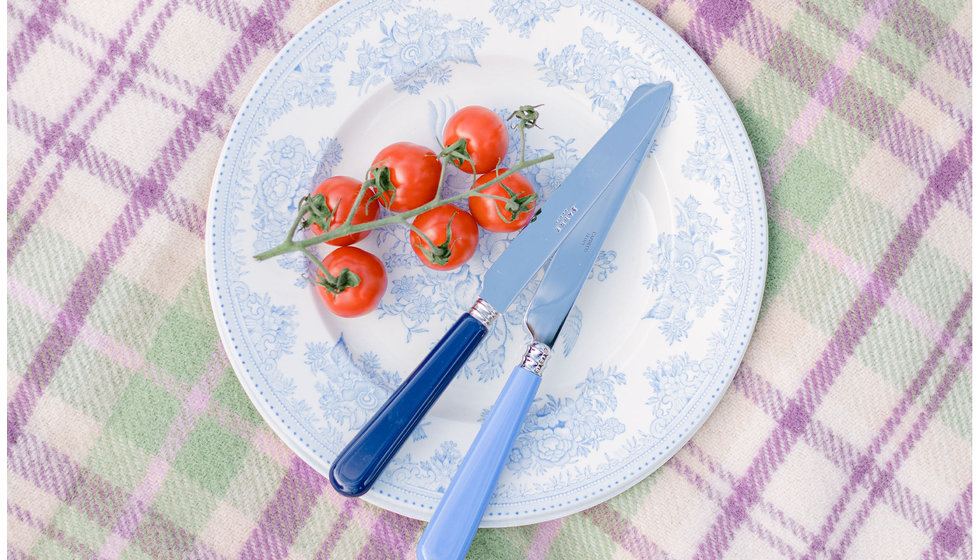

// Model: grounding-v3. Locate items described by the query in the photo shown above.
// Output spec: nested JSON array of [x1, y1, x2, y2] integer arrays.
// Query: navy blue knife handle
[[329, 313, 488, 497]]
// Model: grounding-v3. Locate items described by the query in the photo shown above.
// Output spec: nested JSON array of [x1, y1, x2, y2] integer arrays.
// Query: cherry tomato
[[468, 169, 537, 233], [442, 106, 509, 174], [315, 247, 387, 318], [410, 205, 479, 270], [307, 176, 380, 246], [370, 142, 443, 212]]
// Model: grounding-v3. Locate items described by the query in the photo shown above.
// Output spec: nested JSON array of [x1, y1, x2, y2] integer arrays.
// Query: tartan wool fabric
[[6, 0, 971, 558]]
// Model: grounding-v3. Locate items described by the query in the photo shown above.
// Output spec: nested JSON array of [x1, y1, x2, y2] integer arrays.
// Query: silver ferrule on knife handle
[[468, 298, 499, 329], [520, 341, 552, 376]]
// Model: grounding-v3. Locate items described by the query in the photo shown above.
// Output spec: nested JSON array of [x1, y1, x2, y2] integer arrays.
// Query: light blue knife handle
[[417, 365, 541, 560]]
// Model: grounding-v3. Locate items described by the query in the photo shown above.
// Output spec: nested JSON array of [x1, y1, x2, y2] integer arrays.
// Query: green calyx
[[413, 213, 457, 266], [301, 194, 335, 231], [494, 182, 538, 223], [439, 137, 475, 172], [366, 164, 396, 207], [314, 266, 361, 295], [508, 104, 542, 129]]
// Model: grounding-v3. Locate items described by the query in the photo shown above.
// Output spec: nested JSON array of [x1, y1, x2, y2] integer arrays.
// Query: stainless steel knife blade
[[477, 82, 674, 315], [525, 82, 671, 347]]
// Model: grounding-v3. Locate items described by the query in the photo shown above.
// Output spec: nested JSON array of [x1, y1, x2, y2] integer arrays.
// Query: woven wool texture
[[6, 0, 972, 558]]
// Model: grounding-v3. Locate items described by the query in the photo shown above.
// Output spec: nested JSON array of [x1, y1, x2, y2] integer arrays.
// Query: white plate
[[206, 0, 767, 526]]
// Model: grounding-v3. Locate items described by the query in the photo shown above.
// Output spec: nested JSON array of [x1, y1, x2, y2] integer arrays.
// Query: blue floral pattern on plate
[[643, 197, 729, 344], [263, 35, 348, 121], [206, 0, 767, 527], [507, 364, 626, 475], [350, 8, 489, 94], [490, 0, 578, 38]]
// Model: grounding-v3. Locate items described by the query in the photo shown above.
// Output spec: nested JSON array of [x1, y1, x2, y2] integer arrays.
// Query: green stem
[[287, 199, 310, 241], [405, 221, 438, 253], [343, 177, 372, 228], [433, 152, 450, 202], [519, 121, 527, 163], [300, 247, 330, 280], [253, 152, 553, 261], [473, 193, 513, 202]]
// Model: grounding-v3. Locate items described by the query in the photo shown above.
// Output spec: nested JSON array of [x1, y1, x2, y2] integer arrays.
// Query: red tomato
[[410, 205, 479, 270], [469, 169, 537, 232], [370, 142, 443, 212], [442, 106, 509, 174], [315, 247, 387, 318], [307, 176, 380, 246]]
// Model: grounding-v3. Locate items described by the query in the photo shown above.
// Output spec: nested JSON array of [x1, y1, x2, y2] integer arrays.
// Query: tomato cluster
[[308, 105, 539, 317]]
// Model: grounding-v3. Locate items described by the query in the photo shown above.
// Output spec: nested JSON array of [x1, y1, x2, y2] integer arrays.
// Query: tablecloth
[[6, 0, 972, 558]]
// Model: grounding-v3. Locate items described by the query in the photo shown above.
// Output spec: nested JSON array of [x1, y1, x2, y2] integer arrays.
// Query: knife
[[329, 82, 674, 497], [415, 84, 670, 560]]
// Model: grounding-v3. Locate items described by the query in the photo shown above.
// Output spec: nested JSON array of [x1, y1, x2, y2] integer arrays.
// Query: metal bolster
[[467, 298, 499, 329], [520, 341, 552, 376]]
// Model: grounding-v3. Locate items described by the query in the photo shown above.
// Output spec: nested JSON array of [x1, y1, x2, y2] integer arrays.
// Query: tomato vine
[[253, 105, 553, 295]]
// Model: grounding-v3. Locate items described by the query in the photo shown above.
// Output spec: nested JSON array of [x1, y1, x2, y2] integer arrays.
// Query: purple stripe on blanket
[[670, 455, 800, 557], [797, 0, 969, 127], [356, 508, 424, 560], [730, 7, 778, 60], [7, 0, 174, 261], [314, 498, 360, 560], [8, 432, 82, 502], [8, 432, 223, 558], [829, 76, 894, 139], [732, 365, 958, 540], [829, 332, 972, 557], [133, 508, 199, 558], [7, 179, 164, 446], [879, 112, 946, 180], [239, 457, 330, 560], [585, 502, 672, 560], [705, 0, 960, 187], [767, 33, 832, 97], [684, 439, 817, 544], [697, 0, 750, 37], [683, 0, 750, 63], [8, 100, 208, 239], [933, 28, 972, 86], [888, 0, 947, 56], [887, 0, 972, 86], [7, 0, 65, 85], [9, 503, 97, 558], [803, 288, 972, 557], [7, 0, 156, 216], [925, 485, 972, 559], [692, 130, 970, 558], [7, 1, 290, 446]]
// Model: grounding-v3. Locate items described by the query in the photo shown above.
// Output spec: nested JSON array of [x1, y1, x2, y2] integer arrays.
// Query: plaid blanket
[[7, 0, 971, 558]]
